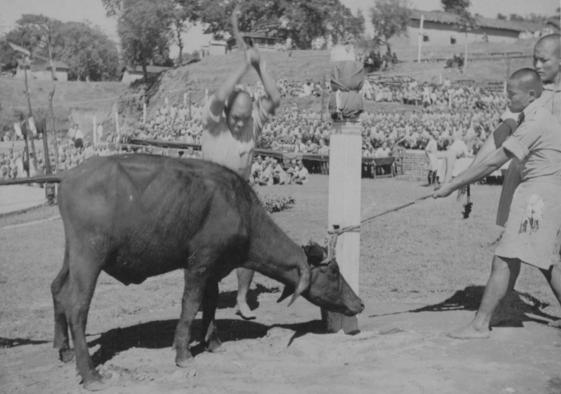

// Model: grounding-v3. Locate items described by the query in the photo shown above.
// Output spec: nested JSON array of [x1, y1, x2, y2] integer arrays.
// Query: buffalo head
[[278, 241, 364, 316]]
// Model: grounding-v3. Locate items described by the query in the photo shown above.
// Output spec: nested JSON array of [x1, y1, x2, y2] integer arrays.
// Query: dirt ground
[[1, 175, 560, 394]]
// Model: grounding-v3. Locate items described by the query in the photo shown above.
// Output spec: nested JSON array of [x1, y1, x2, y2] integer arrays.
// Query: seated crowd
[[368, 79, 505, 110], [249, 156, 309, 186], [1, 77, 506, 184]]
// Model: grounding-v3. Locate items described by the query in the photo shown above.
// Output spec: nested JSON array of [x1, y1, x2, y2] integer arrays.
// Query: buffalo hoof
[[58, 348, 74, 363], [205, 338, 223, 353], [175, 349, 193, 368], [83, 371, 110, 392]]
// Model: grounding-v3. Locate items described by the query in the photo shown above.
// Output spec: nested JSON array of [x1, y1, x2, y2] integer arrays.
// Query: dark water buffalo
[[31, 155, 363, 390]]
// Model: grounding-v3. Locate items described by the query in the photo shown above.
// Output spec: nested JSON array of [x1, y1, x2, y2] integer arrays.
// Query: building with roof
[[15, 60, 69, 81], [407, 10, 544, 46]]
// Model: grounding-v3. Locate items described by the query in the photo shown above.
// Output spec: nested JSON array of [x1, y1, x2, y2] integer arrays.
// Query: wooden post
[[92, 116, 97, 147], [114, 103, 120, 146], [417, 14, 424, 63], [463, 32, 468, 72], [142, 102, 147, 124], [22, 60, 38, 173], [188, 91, 192, 120], [323, 120, 361, 334], [320, 75, 326, 122]]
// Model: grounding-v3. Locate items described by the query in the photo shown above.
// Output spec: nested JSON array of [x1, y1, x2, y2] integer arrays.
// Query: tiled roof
[[409, 9, 544, 33]]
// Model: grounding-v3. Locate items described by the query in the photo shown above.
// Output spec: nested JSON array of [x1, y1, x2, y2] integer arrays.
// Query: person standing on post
[[201, 44, 281, 320]]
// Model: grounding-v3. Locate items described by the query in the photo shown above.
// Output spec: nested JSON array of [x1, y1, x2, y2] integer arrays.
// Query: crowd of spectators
[[249, 155, 309, 186], [368, 79, 505, 110], [1, 76, 508, 183]]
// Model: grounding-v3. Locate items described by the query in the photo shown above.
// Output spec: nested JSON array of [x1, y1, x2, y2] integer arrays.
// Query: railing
[[126, 138, 401, 178]]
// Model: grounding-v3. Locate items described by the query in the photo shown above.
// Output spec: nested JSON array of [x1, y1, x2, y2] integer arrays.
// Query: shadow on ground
[[89, 317, 326, 367], [369, 285, 560, 327], [0, 337, 50, 348]]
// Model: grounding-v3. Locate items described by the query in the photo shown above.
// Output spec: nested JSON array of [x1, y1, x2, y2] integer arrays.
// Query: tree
[[116, 0, 175, 80], [197, 0, 363, 49], [369, 0, 410, 54], [496, 13, 507, 20], [56, 22, 119, 81], [170, 0, 201, 65], [441, 0, 470, 14], [509, 13, 524, 21], [1, 14, 119, 81], [103, 0, 200, 66]]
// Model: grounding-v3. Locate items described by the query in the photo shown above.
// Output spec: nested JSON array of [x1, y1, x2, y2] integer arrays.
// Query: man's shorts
[[495, 181, 561, 270]]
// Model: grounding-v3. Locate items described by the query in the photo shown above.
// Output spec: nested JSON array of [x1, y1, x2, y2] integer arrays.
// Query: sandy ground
[[0, 185, 45, 216], [1, 175, 560, 394]]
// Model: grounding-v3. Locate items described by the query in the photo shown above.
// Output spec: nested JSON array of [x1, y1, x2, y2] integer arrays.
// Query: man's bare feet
[[235, 302, 256, 320], [548, 319, 561, 328], [447, 323, 491, 339]]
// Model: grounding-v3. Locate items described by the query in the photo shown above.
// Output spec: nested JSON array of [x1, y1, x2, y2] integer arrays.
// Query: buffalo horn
[[276, 285, 293, 303], [288, 262, 311, 306]]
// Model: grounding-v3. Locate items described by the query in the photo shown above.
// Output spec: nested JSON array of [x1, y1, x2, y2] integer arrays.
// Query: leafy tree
[[102, 0, 200, 65], [0, 14, 119, 81], [441, 0, 470, 14], [509, 13, 524, 21], [170, 0, 201, 64], [369, 0, 410, 54], [116, 0, 175, 80], [56, 22, 119, 81], [496, 13, 507, 20], [3, 14, 62, 60], [197, 0, 363, 49]]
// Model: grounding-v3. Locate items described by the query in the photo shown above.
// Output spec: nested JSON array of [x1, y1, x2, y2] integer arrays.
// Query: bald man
[[201, 46, 280, 320], [435, 68, 561, 338], [458, 34, 561, 327]]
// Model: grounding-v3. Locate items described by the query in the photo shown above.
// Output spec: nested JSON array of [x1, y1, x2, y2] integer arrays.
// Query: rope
[[325, 193, 434, 258], [328, 193, 434, 236]]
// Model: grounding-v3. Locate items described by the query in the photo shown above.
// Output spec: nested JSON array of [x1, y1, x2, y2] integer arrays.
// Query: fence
[[127, 138, 402, 179]]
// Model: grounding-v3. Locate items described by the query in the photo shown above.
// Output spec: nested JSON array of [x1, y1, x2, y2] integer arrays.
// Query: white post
[[183, 92, 188, 107], [143, 102, 147, 124], [417, 14, 424, 63], [328, 121, 361, 294], [324, 120, 362, 333]]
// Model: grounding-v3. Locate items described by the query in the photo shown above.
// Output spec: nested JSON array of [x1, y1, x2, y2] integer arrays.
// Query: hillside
[[0, 38, 536, 141], [139, 38, 535, 117], [0, 78, 126, 137]]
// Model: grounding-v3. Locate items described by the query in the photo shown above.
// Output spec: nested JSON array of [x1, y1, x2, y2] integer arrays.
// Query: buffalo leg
[[66, 250, 103, 390], [174, 265, 209, 367], [202, 280, 221, 352], [51, 247, 73, 363]]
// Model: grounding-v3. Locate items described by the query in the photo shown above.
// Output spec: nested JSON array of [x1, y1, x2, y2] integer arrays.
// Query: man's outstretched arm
[[434, 147, 511, 198]]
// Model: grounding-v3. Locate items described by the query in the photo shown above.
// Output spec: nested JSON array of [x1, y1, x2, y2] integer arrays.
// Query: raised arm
[[209, 61, 250, 117], [247, 47, 281, 115]]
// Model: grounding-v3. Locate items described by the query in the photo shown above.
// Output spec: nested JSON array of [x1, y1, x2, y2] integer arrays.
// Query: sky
[[1, 0, 559, 52]]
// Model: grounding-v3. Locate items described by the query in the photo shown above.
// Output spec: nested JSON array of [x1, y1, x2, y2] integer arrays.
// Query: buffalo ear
[[276, 285, 293, 303]]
